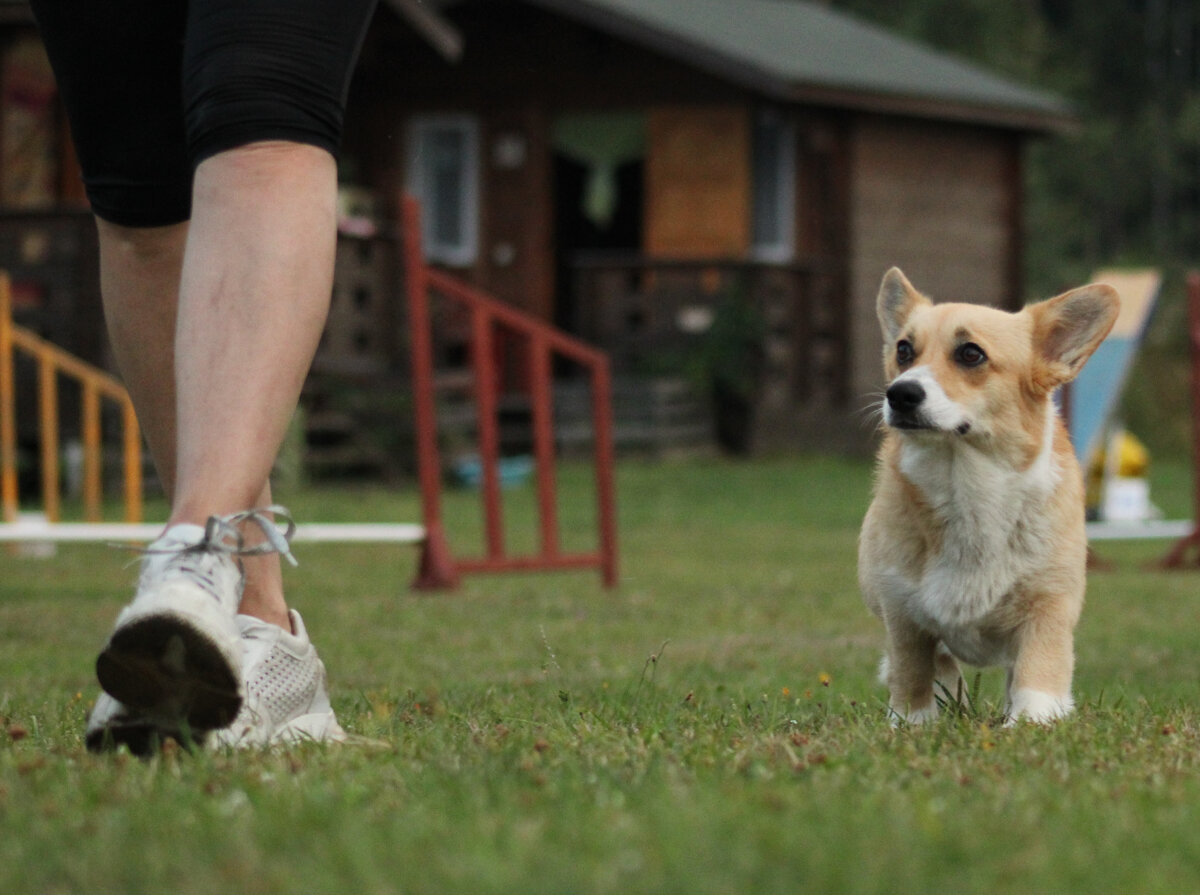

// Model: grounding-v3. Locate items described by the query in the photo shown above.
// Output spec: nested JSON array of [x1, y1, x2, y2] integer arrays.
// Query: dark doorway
[[552, 153, 643, 336]]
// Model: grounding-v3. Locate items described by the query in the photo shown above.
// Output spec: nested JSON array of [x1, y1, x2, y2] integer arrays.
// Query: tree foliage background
[[833, 0, 1200, 458]]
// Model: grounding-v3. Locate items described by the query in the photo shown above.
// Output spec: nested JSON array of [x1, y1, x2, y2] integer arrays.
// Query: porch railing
[[0, 272, 143, 524], [403, 195, 618, 589], [569, 253, 847, 406]]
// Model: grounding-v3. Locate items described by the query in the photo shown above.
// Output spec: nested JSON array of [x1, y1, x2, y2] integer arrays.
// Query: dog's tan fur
[[858, 268, 1119, 724]]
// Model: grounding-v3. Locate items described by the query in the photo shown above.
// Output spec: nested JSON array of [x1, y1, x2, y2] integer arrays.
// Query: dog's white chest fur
[[897, 407, 1059, 663]]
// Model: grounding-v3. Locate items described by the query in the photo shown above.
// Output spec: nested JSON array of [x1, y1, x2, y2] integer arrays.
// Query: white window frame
[[405, 114, 481, 266], [751, 111, 797, 263]]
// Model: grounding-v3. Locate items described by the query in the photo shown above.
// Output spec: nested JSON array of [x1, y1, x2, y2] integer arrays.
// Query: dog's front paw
[[1005, 688, 1074, 726], [888, 700, 939, 727]]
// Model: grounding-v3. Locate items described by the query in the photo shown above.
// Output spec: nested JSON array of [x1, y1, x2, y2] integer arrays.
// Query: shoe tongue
[[151, 523, 207, 550]]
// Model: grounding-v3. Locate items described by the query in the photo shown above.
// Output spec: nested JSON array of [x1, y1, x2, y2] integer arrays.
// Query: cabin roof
[[517, 0, 1072, 132]]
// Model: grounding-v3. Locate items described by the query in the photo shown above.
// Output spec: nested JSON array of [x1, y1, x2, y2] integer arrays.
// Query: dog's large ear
[[876, 268, 929, 343], [1030, 284, 1120, 390]]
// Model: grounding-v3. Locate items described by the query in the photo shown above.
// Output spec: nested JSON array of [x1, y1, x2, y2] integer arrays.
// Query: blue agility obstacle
[[1068, 268, 1161, 469]]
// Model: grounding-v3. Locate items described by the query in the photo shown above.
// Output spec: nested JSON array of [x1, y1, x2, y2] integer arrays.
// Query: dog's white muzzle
[[883, 367, 971, 435]]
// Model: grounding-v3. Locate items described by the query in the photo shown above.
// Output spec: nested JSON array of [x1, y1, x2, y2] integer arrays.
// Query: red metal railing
[[403, 195, 618, 590], [1163, 270, 1200, 568]]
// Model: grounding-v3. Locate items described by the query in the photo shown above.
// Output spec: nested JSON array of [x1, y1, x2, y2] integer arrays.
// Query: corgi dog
[[858, 268, 1119, 725]]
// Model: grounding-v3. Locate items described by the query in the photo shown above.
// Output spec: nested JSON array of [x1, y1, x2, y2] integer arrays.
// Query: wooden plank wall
[[847, 116, 1020, 406], [484, 106, 554, 322]]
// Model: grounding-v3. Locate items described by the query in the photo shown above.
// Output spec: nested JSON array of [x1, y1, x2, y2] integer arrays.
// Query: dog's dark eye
[[955, 342, 987, 367], [896, 340, 915, 366]]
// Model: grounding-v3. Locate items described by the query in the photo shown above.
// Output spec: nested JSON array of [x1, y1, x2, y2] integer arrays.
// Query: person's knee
[[190, 141, 336, 208], [198, 139, 332, 172]]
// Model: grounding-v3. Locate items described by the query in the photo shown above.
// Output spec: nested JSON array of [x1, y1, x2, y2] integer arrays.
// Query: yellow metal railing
[[0, 273, 142, 524]]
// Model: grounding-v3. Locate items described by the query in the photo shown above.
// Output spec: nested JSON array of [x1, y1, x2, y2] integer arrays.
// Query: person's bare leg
[[170, 140, 336, 627], [94, 140, 334, 630], [95, 219, 186, 498], [172, 140, 334, 521], [96, 218, 289, 628]]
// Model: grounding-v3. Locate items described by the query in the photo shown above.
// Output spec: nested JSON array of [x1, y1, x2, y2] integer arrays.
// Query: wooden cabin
[[0, 0, 1072, 460], [343, 0, 1072, 452]]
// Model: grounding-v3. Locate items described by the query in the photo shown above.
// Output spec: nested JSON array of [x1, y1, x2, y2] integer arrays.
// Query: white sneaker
[[89, 508, 297, 750], [209, 609, 346, 749]]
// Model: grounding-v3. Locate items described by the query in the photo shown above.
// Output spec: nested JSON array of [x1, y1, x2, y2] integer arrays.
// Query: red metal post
[[529, 334, 560, 558], [404, 204, 618, 589], [472, 306, 505, 560], [1163, 271, 1200, 568], [592, 357, 619, 587], [403, 196, 460, 590], [1191, 272, 1200, 552]]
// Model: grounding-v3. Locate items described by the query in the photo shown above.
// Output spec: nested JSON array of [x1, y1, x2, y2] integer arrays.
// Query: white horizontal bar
[[0, 521, 426, 545], [1086, 519, 1193, 541], [293, 523, 426, 544]]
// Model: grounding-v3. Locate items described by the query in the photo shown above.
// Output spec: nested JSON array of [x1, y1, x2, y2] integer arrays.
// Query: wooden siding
[[483, 106, 554, 321], [847, 116, 1019, 406]]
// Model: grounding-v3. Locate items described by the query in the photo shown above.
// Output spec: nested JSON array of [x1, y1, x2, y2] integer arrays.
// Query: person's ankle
[[238, 604, 292, 632]]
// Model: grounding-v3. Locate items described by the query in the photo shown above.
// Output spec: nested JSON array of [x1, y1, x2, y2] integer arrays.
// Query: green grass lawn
[[3, 454, 1200, 894]]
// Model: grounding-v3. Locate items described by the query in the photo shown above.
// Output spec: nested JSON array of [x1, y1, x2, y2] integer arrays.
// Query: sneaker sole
[[209, 710, 348, 749], [85, 717, 201, 757], [96, 614, 242, 731], [272, 711, 347, 745]]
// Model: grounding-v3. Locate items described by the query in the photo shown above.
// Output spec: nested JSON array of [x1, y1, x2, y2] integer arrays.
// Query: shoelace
[[108, 507, 298, 608], [136, 505, 299, 567], [215, 507, 299, 568]]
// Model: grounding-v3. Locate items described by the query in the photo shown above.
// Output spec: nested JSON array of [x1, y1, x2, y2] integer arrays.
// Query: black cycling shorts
[[29, 0, 378, 227]]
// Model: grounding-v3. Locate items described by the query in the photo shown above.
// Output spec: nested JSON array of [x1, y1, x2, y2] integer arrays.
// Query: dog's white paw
[[888, 700, 939, 727], [1005, 688, 1074, 726]]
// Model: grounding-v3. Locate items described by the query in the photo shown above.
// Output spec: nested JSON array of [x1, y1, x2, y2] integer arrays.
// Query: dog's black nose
[[886, 380, 925, 412]]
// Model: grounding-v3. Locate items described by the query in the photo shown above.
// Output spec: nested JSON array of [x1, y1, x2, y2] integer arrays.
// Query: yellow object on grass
[[1086, 431, 1149, 509]]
